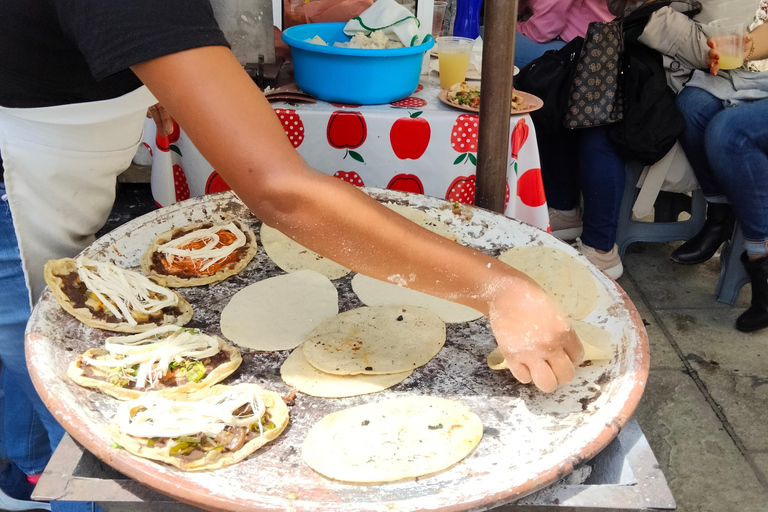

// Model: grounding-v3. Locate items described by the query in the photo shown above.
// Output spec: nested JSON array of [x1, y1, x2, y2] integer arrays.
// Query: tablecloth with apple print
[[143, 79, 549, 231]]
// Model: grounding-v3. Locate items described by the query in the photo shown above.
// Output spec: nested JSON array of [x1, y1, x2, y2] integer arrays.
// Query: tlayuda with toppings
[[141, 221, 258, 287], [44, 256, 193, 332], [68, 325, 242, 400], [106, 384, 289, 471]]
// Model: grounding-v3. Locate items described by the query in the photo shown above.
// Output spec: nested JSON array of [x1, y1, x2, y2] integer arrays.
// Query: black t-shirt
[[0, 0, 230, 108]]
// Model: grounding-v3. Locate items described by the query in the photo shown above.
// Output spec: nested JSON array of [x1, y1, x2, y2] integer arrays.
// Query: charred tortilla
[[141, 221, 257, 287], [106, 384, 289, 471], [68, 327, 242, 401], [44, 258, 193, 333]]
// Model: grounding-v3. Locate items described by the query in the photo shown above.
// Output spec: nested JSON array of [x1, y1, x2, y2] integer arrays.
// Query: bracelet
[[746, 38, 756, 62]]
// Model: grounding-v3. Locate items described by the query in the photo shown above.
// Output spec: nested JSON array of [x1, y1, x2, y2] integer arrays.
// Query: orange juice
[[439, 52, 472, 89], [717, 53, 744, 70]]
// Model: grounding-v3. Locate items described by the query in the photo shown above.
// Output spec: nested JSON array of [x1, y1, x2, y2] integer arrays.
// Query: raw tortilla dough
[[497, 246, 597, 320], [351, 273, 483, 323], [220, 270, 339, 351], [303, 305, 446, 375], [280, 345, 412, 398], [487, 320, 613, 370], [302, 396, 483, 483], [260, 224, 350, 280], [385, 203, 456, 239]]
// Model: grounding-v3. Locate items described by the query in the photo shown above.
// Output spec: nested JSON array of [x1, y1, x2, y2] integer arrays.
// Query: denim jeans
[[677, 87, 768, 256], [515, 32, 566, 69], [0, 184, 64, 475], [540, 126, 626, 252]]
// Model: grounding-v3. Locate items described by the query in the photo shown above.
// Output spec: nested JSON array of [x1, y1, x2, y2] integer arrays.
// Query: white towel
[[344, 0, 425, 47]]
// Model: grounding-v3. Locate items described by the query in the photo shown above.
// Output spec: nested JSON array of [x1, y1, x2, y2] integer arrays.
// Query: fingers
[[147, 104, 175, 136], [509, 361, 532, 384], [528, 360, 558, 393], [548, 350, 576, 386]]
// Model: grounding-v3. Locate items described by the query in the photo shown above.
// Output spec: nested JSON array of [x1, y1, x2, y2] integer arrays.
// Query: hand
[[146, 103, 175, 136], [707, 35, 752, 75], [489, 280, 583, 393]]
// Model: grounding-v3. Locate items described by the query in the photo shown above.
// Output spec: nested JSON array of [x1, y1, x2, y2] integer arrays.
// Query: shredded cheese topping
[[76, 257, 179, 325], [156, 222, 247, 272], [83, 326, 221, 389], [114, 387, 267, 438]]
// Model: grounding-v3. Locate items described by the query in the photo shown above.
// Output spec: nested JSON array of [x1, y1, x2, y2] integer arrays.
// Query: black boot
[[736, 253, 768, 332], [670, 203, 735, 265]]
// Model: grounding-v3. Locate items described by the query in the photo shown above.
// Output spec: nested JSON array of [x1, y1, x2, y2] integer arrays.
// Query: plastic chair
[[616, 162, 707, 259], [716, 223, 750, 305]]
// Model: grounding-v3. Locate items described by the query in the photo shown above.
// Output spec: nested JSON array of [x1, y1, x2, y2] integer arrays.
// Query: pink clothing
[[517, 0, 613, 43]]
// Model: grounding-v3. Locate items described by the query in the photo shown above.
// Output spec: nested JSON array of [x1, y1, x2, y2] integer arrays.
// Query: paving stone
[[657, 308, 768, 377], [617, 275, 684, 369], [623, 242, 750, 310], [751, 452, 768, 487], [634, 370, 768, 512]]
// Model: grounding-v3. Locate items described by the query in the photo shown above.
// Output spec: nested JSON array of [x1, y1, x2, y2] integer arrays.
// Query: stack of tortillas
[[494, 245, 613, 368], [282, 305, 446, 398]]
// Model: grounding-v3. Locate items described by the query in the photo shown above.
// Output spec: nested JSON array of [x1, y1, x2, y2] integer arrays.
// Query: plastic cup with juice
[[437, 36, 474, 89], [709, 18, 749, 70]]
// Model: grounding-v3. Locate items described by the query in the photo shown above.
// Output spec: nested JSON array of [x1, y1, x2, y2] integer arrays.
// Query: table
[[27, 190, 649, 512], [142, 75, 550, 231]]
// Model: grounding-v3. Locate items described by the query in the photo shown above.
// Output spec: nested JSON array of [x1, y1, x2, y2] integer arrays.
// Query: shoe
[[736, 253, 768, 332], [575, 238, 624, 279], [670, 203, 735, 265], [549, 208, 583, 240], [0, 462, 34, 502]]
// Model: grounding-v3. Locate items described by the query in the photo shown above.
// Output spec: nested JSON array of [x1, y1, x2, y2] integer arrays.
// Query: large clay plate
[[438, 89, 543, 115], [27, 189, 648, 512]]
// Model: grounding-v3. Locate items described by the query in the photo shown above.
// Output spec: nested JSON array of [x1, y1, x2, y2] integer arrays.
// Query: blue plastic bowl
[[282, 23, 434, 105]]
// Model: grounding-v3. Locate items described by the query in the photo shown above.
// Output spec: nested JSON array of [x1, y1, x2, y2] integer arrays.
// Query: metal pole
[[475, 0, 518, 213]]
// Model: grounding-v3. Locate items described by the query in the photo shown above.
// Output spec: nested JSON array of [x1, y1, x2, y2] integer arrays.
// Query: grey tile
[[616, 275, 684, 369], [657, 308, 768, 377], [634, 370, 768, 512], [623, 242, 750, 310]]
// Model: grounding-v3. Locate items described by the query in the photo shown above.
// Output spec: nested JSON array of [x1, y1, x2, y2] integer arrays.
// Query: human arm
[[131, 46, 583, 392], [637, 7, 709, 70]]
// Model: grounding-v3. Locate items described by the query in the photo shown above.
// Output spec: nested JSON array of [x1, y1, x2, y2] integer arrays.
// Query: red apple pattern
[[390, 97, 428, 108], [205, 171, 232, 194], [275, 109, 305, 148], [390, 112, 431, 160], [327, 111, 367, 162], [173, 165, 190, 202], [451, 115, 479, 165], [387, 174, 424, 194], [334, 171, 364, 186], [510, 118, 530, 175], [157, 120, 182, 156], [517, 168, 546, 207], [446, 175, 511, 208]]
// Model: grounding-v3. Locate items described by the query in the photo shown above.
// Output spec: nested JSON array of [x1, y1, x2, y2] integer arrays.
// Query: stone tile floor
[[93, 183, 768, 512]]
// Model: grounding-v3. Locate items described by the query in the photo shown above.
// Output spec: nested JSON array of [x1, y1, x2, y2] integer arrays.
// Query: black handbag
[[563, 20, 624, 129], [514, 37, 584, 136]]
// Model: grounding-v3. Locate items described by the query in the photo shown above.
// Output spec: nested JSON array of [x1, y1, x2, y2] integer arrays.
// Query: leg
[[671, 87, 735, 264], [0, 186, 64, 475], [578, 126, 625, 252], [514, 32, 566, 69], [676, 87, 728, 200], [704, 99, 768, 331]]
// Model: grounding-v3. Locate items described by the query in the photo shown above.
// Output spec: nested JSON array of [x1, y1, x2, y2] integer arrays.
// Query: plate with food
[[439, 82, 543, 115]]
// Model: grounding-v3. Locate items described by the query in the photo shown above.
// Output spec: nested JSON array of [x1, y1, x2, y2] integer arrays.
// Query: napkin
[[344, 0, 426, 47]]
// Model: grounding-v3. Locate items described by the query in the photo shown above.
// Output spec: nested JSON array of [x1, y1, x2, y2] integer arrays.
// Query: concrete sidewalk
[[620, 242, 768, 512]]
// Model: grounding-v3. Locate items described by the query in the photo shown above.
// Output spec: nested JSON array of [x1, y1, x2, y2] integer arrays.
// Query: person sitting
[[674, 8, 768, 332], [515, 0, 613, 68]]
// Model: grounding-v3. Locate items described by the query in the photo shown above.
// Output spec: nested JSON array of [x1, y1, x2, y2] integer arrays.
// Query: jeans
[[0, 184, 64, 476], [515, 32, 566, 69], [677, 87, 768, 256], [541, 126, 626, 252]]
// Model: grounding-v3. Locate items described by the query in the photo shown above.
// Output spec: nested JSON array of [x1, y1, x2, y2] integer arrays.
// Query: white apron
[[0, 86, 157, 306]]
